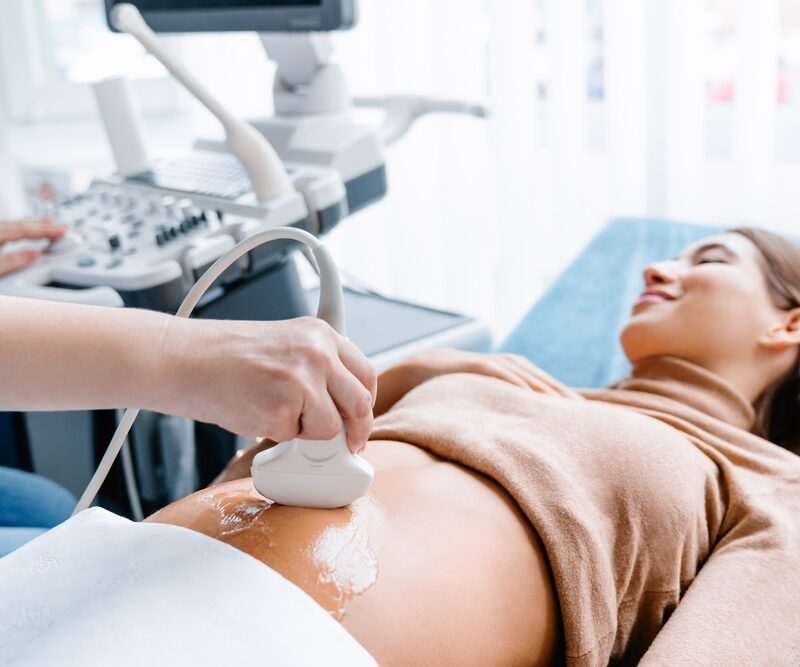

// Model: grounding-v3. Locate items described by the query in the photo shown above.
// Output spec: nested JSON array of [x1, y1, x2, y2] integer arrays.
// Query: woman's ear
[[759, 308, 800, 351]]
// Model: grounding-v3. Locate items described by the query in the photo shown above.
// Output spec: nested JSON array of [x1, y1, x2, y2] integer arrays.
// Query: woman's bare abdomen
[[147, 440, 562, 666]]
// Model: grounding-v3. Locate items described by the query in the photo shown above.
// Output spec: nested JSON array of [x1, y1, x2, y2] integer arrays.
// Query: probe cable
[[72, 226, 343, 517]]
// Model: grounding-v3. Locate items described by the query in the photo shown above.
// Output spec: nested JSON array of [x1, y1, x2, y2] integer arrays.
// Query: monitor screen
[[105, 0, 356, 32]]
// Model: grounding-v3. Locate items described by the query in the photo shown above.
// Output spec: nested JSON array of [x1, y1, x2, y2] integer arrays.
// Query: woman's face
[[620, 233, 790, 370]]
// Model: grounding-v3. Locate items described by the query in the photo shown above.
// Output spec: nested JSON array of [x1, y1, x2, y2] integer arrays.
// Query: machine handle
[[353, 95, 489, 146], [111, 3, 294, 203]]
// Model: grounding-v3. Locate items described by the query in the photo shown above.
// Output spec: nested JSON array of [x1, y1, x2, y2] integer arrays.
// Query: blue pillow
[[499, 218, 724, 388]]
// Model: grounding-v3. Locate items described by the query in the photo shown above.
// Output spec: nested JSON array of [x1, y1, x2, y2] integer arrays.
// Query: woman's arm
[[0, 295, 170, 411], [0, 296, 377, 450], [639, 528, 800, 665], [374, 348, 582, 417]]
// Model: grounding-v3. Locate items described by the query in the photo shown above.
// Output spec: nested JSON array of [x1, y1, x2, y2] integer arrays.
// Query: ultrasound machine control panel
[[0, 156, 353, 312]]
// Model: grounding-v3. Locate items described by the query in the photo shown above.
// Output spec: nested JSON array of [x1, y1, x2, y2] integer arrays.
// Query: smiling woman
[[137, 227, 800, 664], [621, 227, 800, 453]]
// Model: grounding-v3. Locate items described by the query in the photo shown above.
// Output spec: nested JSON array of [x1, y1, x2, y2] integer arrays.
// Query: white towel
[[0, 507, 376, 667]]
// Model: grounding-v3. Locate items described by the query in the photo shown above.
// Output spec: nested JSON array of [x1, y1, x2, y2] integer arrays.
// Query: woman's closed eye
[[695, 254, 730, 265], [688, 242, 738, 266]]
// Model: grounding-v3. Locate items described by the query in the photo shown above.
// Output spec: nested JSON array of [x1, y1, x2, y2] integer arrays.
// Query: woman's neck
[[618, 355, 756, 431], [677, 356, 764, 404]]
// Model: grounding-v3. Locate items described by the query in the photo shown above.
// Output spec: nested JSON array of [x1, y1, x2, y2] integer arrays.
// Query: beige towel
[[371, 355, 800, 665]]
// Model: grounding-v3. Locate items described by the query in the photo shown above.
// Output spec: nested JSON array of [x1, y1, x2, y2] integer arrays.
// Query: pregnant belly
[[146, 440, 562, 666]]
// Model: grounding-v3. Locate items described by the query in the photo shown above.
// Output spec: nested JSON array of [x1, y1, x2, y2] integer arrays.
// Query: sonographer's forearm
[[0, 296, 168, 411]]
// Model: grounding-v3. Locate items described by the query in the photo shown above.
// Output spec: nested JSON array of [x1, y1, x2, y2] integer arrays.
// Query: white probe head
[[252, 432, 373, 509]]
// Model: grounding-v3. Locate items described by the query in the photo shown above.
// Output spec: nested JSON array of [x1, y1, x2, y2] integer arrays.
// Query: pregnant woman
[[149, 227, 800, 666]]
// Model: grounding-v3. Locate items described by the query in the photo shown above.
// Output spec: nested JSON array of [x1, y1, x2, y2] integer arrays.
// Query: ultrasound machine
[[0, 0, 490, 518]]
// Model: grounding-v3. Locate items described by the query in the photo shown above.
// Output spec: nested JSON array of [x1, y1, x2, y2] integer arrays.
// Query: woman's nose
[[643, 261, 678, 287]]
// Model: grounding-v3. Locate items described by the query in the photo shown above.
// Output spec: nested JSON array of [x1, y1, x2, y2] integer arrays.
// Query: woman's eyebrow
[[673, 243, 738, 261]]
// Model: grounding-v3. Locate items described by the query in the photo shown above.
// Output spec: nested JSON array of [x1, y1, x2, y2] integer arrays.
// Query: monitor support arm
[[260, 33, 350, 116]]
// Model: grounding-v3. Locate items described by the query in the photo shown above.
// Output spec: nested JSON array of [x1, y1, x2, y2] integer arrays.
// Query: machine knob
[[160, 196, 177, 218], [178, 198, 194, 219]]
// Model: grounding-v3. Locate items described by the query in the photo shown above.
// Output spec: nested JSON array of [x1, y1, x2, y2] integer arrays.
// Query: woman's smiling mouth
[[632, 289, 678, 311]]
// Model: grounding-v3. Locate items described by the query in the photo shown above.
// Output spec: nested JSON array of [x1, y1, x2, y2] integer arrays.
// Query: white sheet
[[0, 507, 377, 666]]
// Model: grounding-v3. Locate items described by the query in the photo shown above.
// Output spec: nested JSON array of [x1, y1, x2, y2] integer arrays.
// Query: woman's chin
[[619, 318, 671, 364]]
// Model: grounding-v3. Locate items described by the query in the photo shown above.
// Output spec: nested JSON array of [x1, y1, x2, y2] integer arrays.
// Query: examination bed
[[1, 216, 790, 667]]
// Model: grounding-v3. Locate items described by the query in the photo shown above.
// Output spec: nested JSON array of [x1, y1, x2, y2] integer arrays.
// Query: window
[[531, 0, 605, 102], [779, 0, 800, 107], [0, 0, 179, 122], [704, 0, 737, 105]]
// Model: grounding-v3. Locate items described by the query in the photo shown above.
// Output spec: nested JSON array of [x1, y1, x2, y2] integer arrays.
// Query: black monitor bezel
[[104, 1, 357, 33]]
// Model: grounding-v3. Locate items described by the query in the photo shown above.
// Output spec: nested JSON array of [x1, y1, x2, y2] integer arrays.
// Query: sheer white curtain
[[6, 0, 797, 339], [322, 0, 594, 339], [323, 0, 502, 334], [318, 0, 800, 340], [601, 0, 786, 228]]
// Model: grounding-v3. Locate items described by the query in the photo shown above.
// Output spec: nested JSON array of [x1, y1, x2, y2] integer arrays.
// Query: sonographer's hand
[[0, 218, 67, 276], [157, 316, 378, 454]]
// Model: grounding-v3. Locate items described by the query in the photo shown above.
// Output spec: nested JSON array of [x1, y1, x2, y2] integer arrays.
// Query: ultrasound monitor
[[104, 0, 357, 33]]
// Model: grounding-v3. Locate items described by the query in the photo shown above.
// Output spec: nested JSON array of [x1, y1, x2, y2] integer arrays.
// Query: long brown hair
[[732, 227, 800, 454]]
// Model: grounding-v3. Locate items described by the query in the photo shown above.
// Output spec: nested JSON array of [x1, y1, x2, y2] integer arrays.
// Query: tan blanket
[[370, 354, 800, 666]]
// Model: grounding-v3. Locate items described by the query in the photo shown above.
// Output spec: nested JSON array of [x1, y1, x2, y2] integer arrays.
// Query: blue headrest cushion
[[499, 218, 727, 388]]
